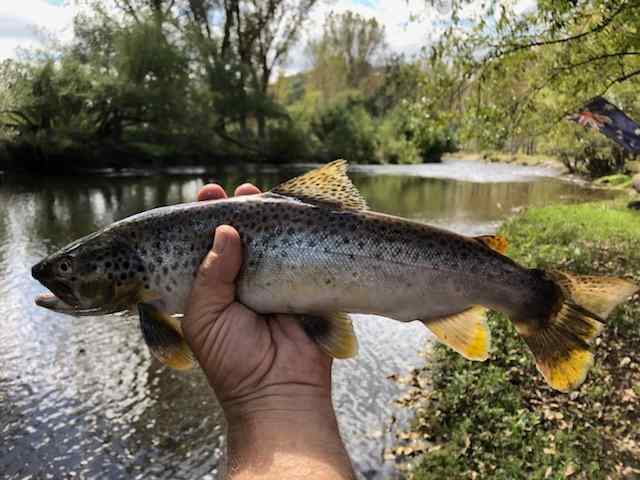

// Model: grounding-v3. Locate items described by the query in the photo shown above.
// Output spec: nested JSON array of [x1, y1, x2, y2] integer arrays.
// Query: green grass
[[392, 200, 640, 479], [593, 174, 633, 189]]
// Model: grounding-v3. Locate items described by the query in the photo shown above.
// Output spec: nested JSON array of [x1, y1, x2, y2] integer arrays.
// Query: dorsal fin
[[270, 160, 368, 210]]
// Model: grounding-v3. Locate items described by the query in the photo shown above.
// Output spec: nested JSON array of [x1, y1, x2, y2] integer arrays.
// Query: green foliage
[[539, 123, 630, 177], [395, 200, 640, 478], [311, 97, 378, 163], [421, 0, 640, 173]]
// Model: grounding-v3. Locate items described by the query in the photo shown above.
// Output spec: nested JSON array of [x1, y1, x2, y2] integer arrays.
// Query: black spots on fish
[[137, 265, 145, 273], [162, 266, 169, 276], [325, 278, 332, 286], [155, 241, 162, 250], [120, 272, 127, 281], [144, 284, 150, 290], [165, 285, 172, 293], [357, 240, 365, 249], [148, 263, 156, 273], [105, 261, 112, 269], [157, 256, 164, 265], [90, 263, 98, 272], [301, 315, 330, 341]]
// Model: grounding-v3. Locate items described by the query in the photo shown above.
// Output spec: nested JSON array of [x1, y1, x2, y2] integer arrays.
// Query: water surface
[[0, 160, 614, 479]]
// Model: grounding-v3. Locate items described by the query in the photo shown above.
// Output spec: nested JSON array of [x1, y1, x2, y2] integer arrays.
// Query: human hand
[[182, 182, 353, 479]]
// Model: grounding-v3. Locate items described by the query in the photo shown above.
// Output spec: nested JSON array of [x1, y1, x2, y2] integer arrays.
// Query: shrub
[[310, 98, 378, 163]]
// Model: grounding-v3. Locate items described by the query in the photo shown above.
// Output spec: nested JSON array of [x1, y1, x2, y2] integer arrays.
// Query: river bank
[[445, 151, 640, 193], [390, 199, 640, 479]]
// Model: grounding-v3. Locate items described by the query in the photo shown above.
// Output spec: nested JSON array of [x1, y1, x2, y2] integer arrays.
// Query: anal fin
[[422, 306, 491, 361], [138, 302, 195, 370], [301, 312, 358, 359]]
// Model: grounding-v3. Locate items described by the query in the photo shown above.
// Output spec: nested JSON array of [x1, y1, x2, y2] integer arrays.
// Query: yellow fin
[[138, 302, 195, 370], [270, 160, 368, 210], [474, 234, 508, 254], [301, 312, 358, 359], [518, 302, 602, 392], [422, 306, 490, 361], [514, 270, 637, 392], [548, 270, 638, 319]]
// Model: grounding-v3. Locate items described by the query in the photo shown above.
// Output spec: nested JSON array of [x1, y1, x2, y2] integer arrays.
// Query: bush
[[310, 98, 378, 163], [540, 123, 630, 178], [263, 121, 313, 163], [376, 111, 421, 164], [392, 101, 457, 162]]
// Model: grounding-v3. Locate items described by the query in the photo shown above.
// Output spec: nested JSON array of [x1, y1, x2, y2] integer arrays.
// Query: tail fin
[[515, 271, 638, 392]]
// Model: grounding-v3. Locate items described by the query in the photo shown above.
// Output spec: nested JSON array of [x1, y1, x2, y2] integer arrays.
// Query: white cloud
[[0, 0, 77, 60], [1, 0, 536, 72]]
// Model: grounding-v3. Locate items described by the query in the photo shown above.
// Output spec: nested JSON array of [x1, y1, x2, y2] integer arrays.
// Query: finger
[[234, 183, 261, 196], [185, 226, 242, 326], [198, 183, 227, 202]]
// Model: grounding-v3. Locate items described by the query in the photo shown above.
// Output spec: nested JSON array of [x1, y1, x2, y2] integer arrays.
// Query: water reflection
[[0, 163, 614, 479]]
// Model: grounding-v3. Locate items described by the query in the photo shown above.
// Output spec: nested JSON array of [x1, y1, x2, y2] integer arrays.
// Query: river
[[0, 160, 614, 479]]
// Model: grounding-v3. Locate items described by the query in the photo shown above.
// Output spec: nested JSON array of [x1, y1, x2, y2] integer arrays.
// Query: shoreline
[[389, 198, 640, 479]]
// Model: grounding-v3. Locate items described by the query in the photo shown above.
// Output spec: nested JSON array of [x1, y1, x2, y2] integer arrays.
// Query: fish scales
[[109, 194, 526, 322]]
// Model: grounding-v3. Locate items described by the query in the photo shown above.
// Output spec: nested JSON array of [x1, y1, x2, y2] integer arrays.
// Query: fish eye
[[57, 259, 73, 274]]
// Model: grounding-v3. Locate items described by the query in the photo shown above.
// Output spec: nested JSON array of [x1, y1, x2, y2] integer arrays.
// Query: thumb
[[183, 225, 242, 339]]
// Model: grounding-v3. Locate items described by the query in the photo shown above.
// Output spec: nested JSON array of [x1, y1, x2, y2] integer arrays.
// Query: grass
[[390, 200, 640, 479], [593, 174, 633, 189]]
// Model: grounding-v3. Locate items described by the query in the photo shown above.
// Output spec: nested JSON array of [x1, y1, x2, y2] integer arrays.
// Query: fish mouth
[[34, 292, 106, 316]]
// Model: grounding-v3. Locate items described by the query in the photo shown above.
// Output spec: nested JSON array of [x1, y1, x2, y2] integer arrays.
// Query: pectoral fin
[[138, 302, 195, 370], [422, 306, 491, 361], [301, 312, 358, 359]]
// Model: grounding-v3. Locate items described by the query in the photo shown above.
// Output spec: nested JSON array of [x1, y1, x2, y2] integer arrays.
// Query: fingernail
[[213, 227, 227, 254]]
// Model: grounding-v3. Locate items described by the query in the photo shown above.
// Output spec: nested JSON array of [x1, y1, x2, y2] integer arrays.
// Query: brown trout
[[32, 161, 638, 392]]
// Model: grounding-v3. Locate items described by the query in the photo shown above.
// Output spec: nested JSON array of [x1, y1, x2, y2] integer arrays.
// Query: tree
[[184, 0, 318, 142], [308, 11, 386, 95], [422, 0, 640, 166]]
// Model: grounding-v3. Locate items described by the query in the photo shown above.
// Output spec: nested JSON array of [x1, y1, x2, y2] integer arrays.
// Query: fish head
[[32, 230, 142, 316]]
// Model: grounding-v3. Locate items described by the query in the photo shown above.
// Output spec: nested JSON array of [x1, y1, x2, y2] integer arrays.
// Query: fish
[[31, 160, 638, 391]]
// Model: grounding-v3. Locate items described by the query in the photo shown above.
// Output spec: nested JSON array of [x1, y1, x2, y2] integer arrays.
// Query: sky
[[0, 0, 534, 72]]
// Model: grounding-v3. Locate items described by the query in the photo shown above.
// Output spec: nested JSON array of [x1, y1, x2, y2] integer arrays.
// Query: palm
[[196, 304, 331, 405]]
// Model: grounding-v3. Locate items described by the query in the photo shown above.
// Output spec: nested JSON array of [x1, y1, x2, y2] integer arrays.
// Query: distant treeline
[[1, 0, 638, 176]]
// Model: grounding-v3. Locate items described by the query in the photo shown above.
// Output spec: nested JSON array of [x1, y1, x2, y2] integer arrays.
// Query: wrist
[[224, 389, 353, 479]]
